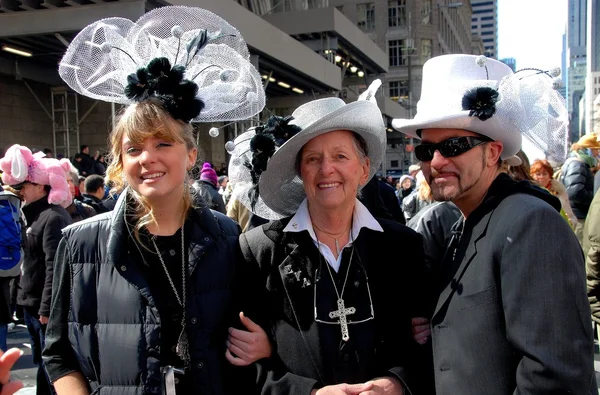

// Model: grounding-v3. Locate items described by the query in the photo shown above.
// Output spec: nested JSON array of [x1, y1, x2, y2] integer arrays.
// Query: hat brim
[[259, 100, 386, 218], [392, 111, 522, 161]]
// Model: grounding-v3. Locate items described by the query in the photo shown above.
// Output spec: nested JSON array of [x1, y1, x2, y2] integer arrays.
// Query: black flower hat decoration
[[58, 6, 265, 123], [460, 55, 500, 122], [244, 115, 302, 209], [461, 86, 499, 121]]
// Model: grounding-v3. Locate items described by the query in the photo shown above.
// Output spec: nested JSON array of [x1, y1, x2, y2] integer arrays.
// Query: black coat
[[43, 191, 242, 395], [19, 196, 72, 316], [193, 181, 226, 214], [238, 217, 432, 395], [560, 156, 595, 219]]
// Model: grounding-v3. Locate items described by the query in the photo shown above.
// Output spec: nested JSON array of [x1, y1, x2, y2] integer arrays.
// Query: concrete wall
[[0, 75, 227, 163], [0, 74, 54, 155]]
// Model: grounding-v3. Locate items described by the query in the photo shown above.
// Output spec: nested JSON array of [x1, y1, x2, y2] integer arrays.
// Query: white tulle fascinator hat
[[58, 6, 265, 123]]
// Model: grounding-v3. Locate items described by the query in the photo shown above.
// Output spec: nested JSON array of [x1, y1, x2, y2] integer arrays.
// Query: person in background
[[559, 134, 598, 241], [94, 153, 107, 176], [78, 145, 95, 176], [193, 162, 226, 214], [392, 54, 595, 394], [531, 158, 578, 227], [226, 195, 250, 232], [80, 175, 109, 214], [58, 160, 96, 222], [402, 171, 434, 221], [76, 176, 85, 200], [408, 164, 421, 179], [397, 174, 414, 201], [42, 149, 53, 159], [0, 145, 73, 395]]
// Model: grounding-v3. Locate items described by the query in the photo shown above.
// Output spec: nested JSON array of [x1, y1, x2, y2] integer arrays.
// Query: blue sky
[[497, 0, 567, 72]]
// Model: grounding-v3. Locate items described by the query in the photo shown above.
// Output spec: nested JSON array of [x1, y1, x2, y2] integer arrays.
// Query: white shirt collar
[[283, 198, 383, 272]]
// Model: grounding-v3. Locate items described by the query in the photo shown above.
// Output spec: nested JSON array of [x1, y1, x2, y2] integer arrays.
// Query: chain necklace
[[150, 226, 190, 367], [314, 229, 356, 342], [312, 222, 350, 256]]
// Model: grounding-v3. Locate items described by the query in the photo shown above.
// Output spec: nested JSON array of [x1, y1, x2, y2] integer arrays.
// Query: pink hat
[[199, 162, 218, 186], [0, 144, 71, 208]]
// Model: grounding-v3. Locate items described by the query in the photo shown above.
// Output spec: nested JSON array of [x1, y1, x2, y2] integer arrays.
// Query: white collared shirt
[[283, 198, 383, 272]]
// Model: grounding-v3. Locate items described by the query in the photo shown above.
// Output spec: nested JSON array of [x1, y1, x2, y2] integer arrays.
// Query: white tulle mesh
[[498, 71, 569, 164], [227, 129, 285, 220], [59, 6, 265, 122]]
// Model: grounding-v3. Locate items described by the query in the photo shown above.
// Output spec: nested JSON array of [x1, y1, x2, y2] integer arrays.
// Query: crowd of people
[[0, 5, 598, 395]]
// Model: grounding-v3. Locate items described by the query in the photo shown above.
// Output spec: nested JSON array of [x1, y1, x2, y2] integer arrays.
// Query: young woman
[[42, 6, 268, 395]]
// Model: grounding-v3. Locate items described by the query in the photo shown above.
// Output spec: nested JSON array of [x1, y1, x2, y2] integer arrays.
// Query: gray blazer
[[431, 190, 597, 395]]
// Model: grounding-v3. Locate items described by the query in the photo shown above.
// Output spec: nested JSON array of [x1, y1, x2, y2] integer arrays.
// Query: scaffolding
[[51, 86, 79, 159]]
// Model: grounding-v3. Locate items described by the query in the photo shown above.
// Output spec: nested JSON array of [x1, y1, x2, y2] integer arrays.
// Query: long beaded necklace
[[150, 226, 190, 367]]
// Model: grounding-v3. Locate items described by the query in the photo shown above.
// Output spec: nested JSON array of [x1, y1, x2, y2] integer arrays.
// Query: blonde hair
[[106, 98, 197, 242], [417, 179, 433, 202]]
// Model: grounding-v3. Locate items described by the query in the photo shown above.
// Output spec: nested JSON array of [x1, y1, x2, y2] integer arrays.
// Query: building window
[[391, 160, 399, 168], [388, 0, 406, 27], [421, 0, 432, 25], [388, 40, 408, 67], [357, 3, 376, 31], [389, 80, 409, 100], [421, 39, 432, 63], [335, 5, 344, 13]]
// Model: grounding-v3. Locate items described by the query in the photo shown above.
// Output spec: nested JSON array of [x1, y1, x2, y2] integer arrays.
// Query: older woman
[[229, 83, 430, 395]]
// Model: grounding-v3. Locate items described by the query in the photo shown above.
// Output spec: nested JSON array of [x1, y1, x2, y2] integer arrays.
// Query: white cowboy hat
[[392, 54, 523, 165]]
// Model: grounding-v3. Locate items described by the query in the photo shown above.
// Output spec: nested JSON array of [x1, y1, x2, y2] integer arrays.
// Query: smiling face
[[299, 130, 370, 212], [420, 128, 502, 208], [121, 134, 196, 204]]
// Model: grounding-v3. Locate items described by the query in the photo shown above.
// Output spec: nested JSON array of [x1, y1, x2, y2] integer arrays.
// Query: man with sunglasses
[[393, 54, 596, 394]]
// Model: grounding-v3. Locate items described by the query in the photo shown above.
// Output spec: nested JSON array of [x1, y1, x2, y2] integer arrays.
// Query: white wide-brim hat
[[258, 96, 386, 219], [392, 54, 522, 165]]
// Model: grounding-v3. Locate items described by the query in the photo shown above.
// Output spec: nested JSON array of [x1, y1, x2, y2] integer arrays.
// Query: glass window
[[388, 40, 408, 67], [358, 3, 376, 31], [391, 160, 399, 168], [389, 80, 409, 100], [388, 0, 406, 27]]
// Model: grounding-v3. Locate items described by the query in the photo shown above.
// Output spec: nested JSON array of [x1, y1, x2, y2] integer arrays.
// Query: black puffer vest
[[59, 193, 241, 394]]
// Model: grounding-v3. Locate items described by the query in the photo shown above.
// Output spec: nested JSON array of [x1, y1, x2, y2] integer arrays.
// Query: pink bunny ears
[[0, 144, 71, 207]]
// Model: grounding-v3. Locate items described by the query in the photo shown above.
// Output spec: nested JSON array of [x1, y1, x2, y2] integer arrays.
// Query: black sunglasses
[[415, 136, 492, 162]]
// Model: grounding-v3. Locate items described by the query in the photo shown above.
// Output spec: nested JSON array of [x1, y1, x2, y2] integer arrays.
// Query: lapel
[[186, 207, 220, 276], [275, 229, 325, 379], [432, 210, 494, 319]]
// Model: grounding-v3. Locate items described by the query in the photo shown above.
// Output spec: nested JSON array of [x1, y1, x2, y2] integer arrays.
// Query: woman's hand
[[411, 317, 431, 345], [0, 348, 24, 395], [225, 312, 272, 366], [310, 382, 373, 395], [357, 377, 403, 395]]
